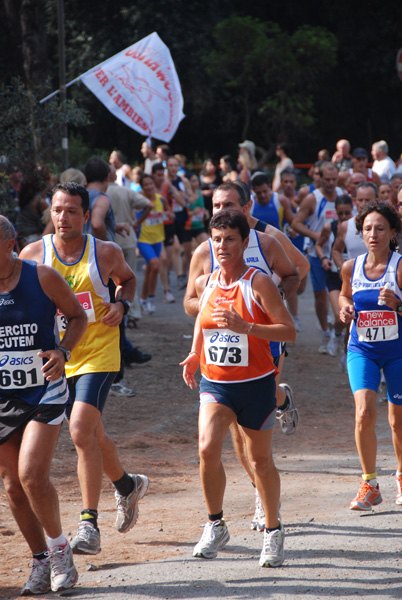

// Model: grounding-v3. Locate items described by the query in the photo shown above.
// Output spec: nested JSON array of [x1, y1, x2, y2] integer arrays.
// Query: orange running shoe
[[350, 481, 382, 511], [396, 476, 402, 505]]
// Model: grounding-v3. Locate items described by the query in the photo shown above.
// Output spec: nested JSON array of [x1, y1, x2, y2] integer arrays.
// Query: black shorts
[[326, 270, 342, 292], [173, 208, 188, 244], [0, 397, 66, 446], [164, 223, 175, 247], [183, 228, 206, 243]]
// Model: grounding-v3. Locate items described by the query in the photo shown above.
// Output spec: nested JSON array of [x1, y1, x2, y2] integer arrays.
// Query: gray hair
[[355, 181, 378, 198], [372, 140, 388, 154], [0, 216, 16, 241]]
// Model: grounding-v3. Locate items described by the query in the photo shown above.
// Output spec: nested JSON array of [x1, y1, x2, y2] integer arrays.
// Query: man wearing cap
[[371, 140, 396, 183], [339, 148, 380, 188]]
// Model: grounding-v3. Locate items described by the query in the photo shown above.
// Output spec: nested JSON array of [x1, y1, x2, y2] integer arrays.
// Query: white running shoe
[[293, 315, 302, 332], [164, 290, 176, 303], [115, 474, 149, 533], [193, 519, 230, 559], [71, 521, 101, 555], [327, 330, 341, 357], [21, 557, 50, 596], [110, 381, 136, 397], [49, 542, 78, 592], [276, 384, 299, 435], [259, 520, 285, 568], [147, 297, 155, 314], [251, 488, 265, 532], [140, 299, 149, 315], [318, 331, 331, 354]]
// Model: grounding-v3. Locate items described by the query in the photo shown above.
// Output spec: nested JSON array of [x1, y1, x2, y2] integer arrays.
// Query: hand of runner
[[212, 304, 249, 333], [180, 353, 200, 389], [39, 349, 65, 381], [100, 301, 124, 327], [339, 304, 355, 323]]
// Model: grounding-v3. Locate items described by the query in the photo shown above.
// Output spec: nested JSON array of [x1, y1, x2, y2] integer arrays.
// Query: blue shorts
[[347, 350, 402, 405], [66, 372, 118, 417], [309, 255, 327, 292], [137, 242, 162, 264], [199, 374, 277, 431]]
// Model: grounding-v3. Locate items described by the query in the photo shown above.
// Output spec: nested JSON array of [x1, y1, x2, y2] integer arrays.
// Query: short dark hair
[[214, 181, 249, 207], [335, 194, 353, 208], [84, 157, 110, 184], [140, 173, 153, 187], [280, 168, 296, 181], [355, 201, 401, 250], [355, 181, 379, 198], [152, 162, 165, 175], [220, 155, 237, 171], [52, 182, 89, 213], [319, 161, 338, 177], [157, 144, 171, 157], [251, 173, 270, 188], [209, 209, 250, 241]]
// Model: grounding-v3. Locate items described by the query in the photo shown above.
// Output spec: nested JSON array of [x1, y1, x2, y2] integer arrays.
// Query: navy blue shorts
[[199, 373, 277, 431], [66, 372, 117, 417]]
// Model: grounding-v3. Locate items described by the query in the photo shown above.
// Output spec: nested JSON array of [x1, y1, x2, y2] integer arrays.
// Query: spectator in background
[[272, 143, 294, 192], [130, 166, 143, 192], [238, 140, 258, 186], [16, 169, 52, 248], [332, 138, 353, 172], [175, 154, 192, 179], [155, 144, 170, 167], [141, 138, 159, 175], [109, 150, 132, 188], [219, 155, 238, 182], [60, 168, 86, 186], [200, 159, 221, 223], [318, 149, 330, 161], [371, 140, 396, 182]]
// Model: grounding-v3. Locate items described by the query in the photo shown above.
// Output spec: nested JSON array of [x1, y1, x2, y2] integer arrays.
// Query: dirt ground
[[1, 274, 402, 600]]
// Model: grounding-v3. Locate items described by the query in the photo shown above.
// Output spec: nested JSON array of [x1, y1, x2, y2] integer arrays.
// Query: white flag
[[81, 32, 185, 142]]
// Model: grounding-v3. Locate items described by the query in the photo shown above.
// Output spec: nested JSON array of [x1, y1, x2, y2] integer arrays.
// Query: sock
[[33, 549, 49, 562], [208, 511, 223, 522], [265, 524, 280, 533], [113, 472, 134, 497], [368, 479, 378, 487], [47, 533, 67, 549], [362, 472, 377, 487], [277, 396, 289, 411], [80, 508, 98, 530]]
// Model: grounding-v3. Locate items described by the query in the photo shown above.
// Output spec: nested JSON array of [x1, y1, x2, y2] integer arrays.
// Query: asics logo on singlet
[[0, 355, 34, 367], [210, 332, 240, 344], [0, 298, 14, 306], [393, 394, 402, 400]]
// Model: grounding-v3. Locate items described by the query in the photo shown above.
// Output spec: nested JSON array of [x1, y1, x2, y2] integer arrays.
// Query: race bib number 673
[[356, 310, 398, 342], [203, 329, 249, 366]]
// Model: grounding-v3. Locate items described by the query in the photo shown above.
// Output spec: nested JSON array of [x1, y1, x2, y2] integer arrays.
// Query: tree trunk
[[20, 0, 51, 97]]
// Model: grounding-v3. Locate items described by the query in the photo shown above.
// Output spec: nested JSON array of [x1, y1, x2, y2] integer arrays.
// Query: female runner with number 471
[[180, 209, 295, 568], [339, 201, 402, 511]]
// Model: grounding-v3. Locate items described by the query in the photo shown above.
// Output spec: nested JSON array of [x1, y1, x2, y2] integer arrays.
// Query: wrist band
[[247, 322, 254, 335]]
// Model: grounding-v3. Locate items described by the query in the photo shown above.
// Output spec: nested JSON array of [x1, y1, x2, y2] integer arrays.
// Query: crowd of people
[[2, 135, 402, 591]]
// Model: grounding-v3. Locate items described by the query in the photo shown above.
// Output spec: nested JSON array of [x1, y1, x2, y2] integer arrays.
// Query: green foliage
[[0, 78, 89, 213], [204, 16, 338, 152]]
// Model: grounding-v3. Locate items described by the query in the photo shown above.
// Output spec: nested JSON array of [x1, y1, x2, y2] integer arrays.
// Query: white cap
[[238, 140, 256, 155]]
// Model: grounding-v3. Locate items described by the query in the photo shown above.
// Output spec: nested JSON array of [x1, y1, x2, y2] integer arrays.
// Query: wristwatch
[[116, 299, 130, 315], [396, 302, 402, 314], [57, 345, 71, 362]]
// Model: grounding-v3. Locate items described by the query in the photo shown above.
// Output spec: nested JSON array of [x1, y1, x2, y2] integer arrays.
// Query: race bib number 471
[[356, 310, 398, 342], [203, 329, 249, 366]]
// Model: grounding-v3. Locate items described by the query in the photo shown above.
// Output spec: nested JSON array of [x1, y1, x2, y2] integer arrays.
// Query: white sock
[[47, 533, 67, 549], [367, 478, 378, 487]]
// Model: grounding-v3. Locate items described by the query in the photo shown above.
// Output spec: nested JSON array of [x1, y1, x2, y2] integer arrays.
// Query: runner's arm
[[332, 221, 347, 270], [183, 242, 211, 317], [259, 234, 300, 300]]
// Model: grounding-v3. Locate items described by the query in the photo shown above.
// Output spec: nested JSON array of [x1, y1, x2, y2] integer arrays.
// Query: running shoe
[[276, 384, 299, 435], [350, 481, 382, 511], [327, 330, 341, 357], [147, 297, 156, 314], [71, 521, 101, 555], [49, 542, 78, 592], [396, 476, 402, 505], [251, 488, 265, 532], [164, 290, 176, 303], [193, 519, 230, 559], [140, 299, 149, 315], [293, 315, 302, 332], [115, 474, 149, 533], [110, 382, 136, 397], [318, 330, 331, 354], [259, 520, 285, 568], [21, 557, 50, 596], [177, 275, 187, 290]]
